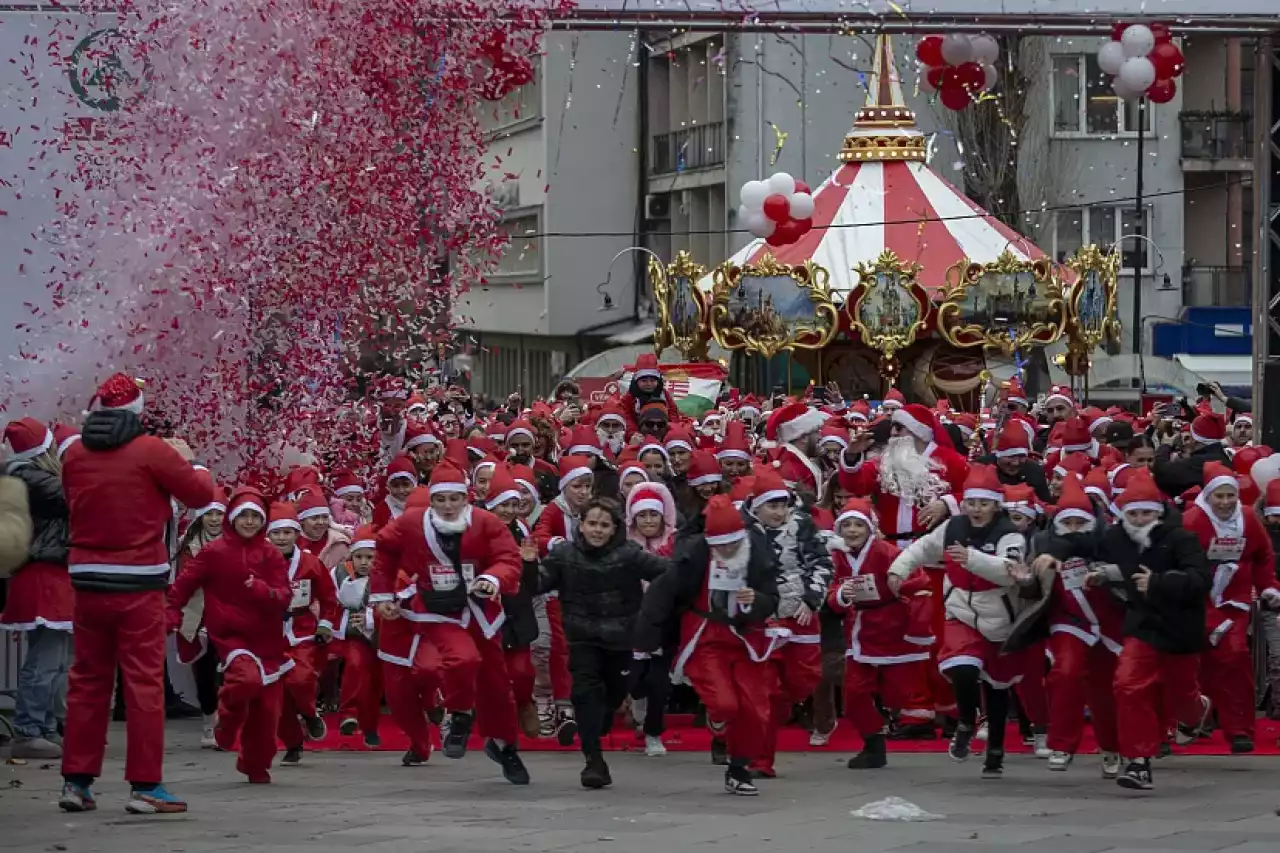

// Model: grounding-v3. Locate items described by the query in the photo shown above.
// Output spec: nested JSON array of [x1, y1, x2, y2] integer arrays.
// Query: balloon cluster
[[916, 34, 1000, 111], [477, 30, 535, 102], [738, 173, 815, 247], [1097, 22, 1184, 104]]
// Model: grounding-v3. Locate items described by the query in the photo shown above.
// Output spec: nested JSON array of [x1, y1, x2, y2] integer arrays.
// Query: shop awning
[[1172, 354, 1254, 390]]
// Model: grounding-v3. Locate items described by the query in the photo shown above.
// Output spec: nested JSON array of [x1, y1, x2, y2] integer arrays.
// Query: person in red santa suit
[[715, 421, 754, 484], [401, 420, 444, 482], [878, 387, 906, 415], [166, 488, 292, 784], [331, 527, 383, 746], [1182, 461, 1279, 752], [57, 373, 214, 815], [618, 354, 681, 432], [264, 501, 336, 766], [530, 455, 599, 745], [826, 498, 932, 769], [371, 456, 418, 531], [635, 495, 780, 796], [296, 490, 351, 570], [762, 402, 829, 501], [371, 462, 530, 784], [887, 464, 1029, 778]]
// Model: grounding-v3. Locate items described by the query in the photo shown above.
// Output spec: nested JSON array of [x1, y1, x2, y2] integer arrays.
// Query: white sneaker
[[1174, 695, 1212, 746], [644, 735, 667, 757], [809, 721, 837, 747], [975, 720, 989, 742], [1101, 751, 1122, 779], [1047, 750, 1072, 771], [1033, 733, 1050, 758], [200, 714, 218, 749]]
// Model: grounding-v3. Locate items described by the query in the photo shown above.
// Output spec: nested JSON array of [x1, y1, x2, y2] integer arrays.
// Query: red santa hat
[[729, 475, 756, 510], [703, 494, 747, 545], [375, 375, 410, 400], [993, 421, 1030, 459], [485, 465, 523, 510], [192, 485, 229, 520], [566, 423, 604, 457], [749, 467, 791, 512], [92, 372, 144, 414], [963, 464, 1003, 502], [1265, 478, 1280, 517], [403, 420, 441, 452], [406, 486, 432, 509], [51, 423, 80, 458], [228, 488, 269, 525], [835, 497, 875, 531], [1202, 460, 1238, 497], [1234, 413, 1254, 427], [688, 450, 723, 487], [1190, 412, 1226, 446], [1114, 468, 1164, 514], [1044, 384, 1075, 410], [508, 463, 541, 507], [890, 404, 938, 445], [951, 413, 977, 440], [1002, 377, 1029, 409], [385, 455, 418, 486], [596, 402, 627, 428], [628, 484, 667, 518], [282, 465, 323, 500], [558, 454, 594, 491], [467, 435, 501, 460], [616, 449, 649, 484], [848, 400, 871, 423], [736, 394, 762, 419], [3, 417, 53, 466], [716, 421, 752, 461], [1233, 446, 1264, 476], [631, 353, 662, 382], [1081, 406, 1113, 436], [764, 401, 828, 444], [296, 491, 331, 522], [505, 419, 536, 446], [1083, 466, 1112, 504], [817, 423, 849, 451], [350, 524, 377, 553], [331, 470, 364, 497], [636, 442, 669, 463], [1002, 483, 1040, 518], [1053, 452, 1092, 479], [265, 499, 298, 531], [1054, 474, 1095, 525], [664, 425, 695, 454], [1061, 416, 1094, 454], [881, 387, 906, 411], [428, 461, 470, 497], [486, 420, 508, 443]]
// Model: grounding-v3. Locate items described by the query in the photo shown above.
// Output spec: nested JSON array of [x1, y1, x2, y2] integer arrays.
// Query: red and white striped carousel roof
[[697, 35, 1052, 299]]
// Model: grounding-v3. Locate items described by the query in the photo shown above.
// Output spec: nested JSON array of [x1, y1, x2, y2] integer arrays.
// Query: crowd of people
[[1, 357, 1276, 813]]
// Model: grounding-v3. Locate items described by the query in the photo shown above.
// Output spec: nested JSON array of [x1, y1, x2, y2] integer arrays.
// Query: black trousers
[[568, 643, 633, 755], [630, 653, 673, 737], [191, 650, 220, 716]]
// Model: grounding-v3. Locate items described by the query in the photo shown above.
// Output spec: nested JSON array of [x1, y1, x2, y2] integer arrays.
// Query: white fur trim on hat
[[706, 528, 746, 545], [1265, 505, 1280, 517], [1006, 394, 1028, 407], [630, 498, 664, 516], [104, 394, 144, 415], [1084, 486, 1108, 502], [1055, 507, 1095, 524], [404, 433, 441, 451], [1204, 474, 1238, 496], [835, 508, 872, 529], [230, 502, 267, 523], [558, 466, 593, 491], [515, 478, 539, 497], [777, 407, 828, 444], [486, 488, 522, 509], [993, 446, 1028, 459], [597, 412, 626, 426], [664, 438, 693, 452], [715, 448, 752, 461], [1062, 439, 1094, 454], [297, 505, 331, 521], [1003, 500, 1039, 516], [738, 405, 760, 417], [689, 471, 723, 487], [634, 367, 662, 381], [891, 409, 932, 444], [568, 444, 603, 457], [963, 488, 1003, 502], [7, 428, 53, 463], [56, 433, 80, 458], [750, 488, 790, 511], [638, 443, 669, 461], [387, 471, 417, 484], [1191, 428, 1223, 445], [193, 501, 226, 519], [1045, 390, 1074, 407], [334, 484, 364, 497], [880, 399, 903, 411], [351, 539, 376, 553], [1236, 414, 1254, 424], [817, 434, 848, 448], [429, 481, 469, 497], [1121, 501, 1164, 514], [267, 517, 301, 532], [506, 427, 534, 443]]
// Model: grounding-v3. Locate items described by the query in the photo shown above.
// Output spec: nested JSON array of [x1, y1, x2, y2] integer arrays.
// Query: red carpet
[[305, 713, 1280, 756]]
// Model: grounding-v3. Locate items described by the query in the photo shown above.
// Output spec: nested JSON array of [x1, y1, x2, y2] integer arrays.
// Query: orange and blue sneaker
[[58, 780, 97, 812], [125, 784, 187, 814]]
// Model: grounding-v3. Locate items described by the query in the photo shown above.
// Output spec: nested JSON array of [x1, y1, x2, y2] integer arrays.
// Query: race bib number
[[429, 564, 459, 592], [1060, 558, 1088, 592], [1207, 538, 1245, 562], [847, 574, 879, 602], [708, 561, 746, 592], [289, 580, 312, 609]]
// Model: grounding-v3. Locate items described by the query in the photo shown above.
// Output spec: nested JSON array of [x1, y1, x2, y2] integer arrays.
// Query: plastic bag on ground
[[851, 797, 945, 822]]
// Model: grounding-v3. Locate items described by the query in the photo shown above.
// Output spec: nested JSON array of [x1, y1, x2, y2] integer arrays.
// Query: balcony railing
[[1180, 112, 1253, 161], [1182, 265, 1251, 307], [651, 122, 726, 175]]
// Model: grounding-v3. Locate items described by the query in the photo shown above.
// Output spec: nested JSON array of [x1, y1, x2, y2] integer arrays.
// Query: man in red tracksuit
[[58, 373, 214, 814]]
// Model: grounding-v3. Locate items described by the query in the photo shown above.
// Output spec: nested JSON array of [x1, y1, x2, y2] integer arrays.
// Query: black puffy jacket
[[1100, 519, 1211, 654], [11, 464, 70, 566]]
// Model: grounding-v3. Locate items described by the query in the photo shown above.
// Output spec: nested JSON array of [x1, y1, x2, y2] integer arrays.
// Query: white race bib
[[289, 579, 312, 609], [1060, 558, 1088, 592], [847, 574, 879, 603], [708, 561, 746, 592], [1207, 537, 1245, 562], [429, 563, 460, 591], [460, 562, 477, 584]]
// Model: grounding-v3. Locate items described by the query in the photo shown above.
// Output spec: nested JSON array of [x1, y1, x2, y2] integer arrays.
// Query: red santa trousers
[[923, 570, 957, 717], [278, 645, 322, 749], [843, 659, 928, 739], [62, 590, 166, 784], [337, 640, 383, 735], [216, 656, 284, 780], [1114, 637, 1204, 758], [682, 638, 771, 761], [413, 621, 520, 744], [382, 658, 438, 758], [753, 639, 823, 773], [1199, 619, 1255, 740], [505, 647, 536, 708], [1046, 633, 1119, 754], [1015, 641, 1050, 727], [545, 598, 572, 703]]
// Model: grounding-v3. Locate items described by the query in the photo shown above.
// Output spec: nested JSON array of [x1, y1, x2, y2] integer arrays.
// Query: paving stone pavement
[[3, 721, 1279, 853]]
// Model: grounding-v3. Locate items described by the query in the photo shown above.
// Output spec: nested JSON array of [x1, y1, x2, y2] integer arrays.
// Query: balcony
[[651, 122, 726, 176], [1180, 112, 1253, 171], [1182, 265, 1251, 308]]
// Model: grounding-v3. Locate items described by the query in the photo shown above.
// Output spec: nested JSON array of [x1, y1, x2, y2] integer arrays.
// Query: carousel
[[649, 35, 1122, 410]]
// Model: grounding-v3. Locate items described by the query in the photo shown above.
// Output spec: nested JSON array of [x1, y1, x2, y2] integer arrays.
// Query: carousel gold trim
[[1064, 244, 1121, 351], [846, 248, 929, 369], [838, 133, 926, 163], [651, 251, 710, 360], [708, 253, 838, 360], [937, 250, 1067, 356]]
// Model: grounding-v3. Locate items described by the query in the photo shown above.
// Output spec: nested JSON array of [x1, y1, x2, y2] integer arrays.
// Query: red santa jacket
[[1182, 504, 1277, 642], [62, 435, 213, 591], [370, 505, 521, 641], [282, 546, 340, 647], [1042, 556, 1126, 653], [827, 538, 932, 665], [531, 496, 577, 558], [839, 442, 968, 544], [167, 530, 293, 682], [767, 443, 826, 496], [619, 389, 681, 432]]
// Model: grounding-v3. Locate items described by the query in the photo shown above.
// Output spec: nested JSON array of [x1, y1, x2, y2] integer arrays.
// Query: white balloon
[[1111, 77, 1141, 101], [1117, 56, 1156, 93], [981, 63, 998, 91], [1120, 24, 1155, 59], [788, 192, 815, 220], [970, 34, 999, 65], [737, 204, 752, 223], [767, 171, 796, 196], [1096, 41, 1127, 76], [940, 33, 973, 66], [744, 211, 776, 238], [740, 180, 769, 209], [919, 69, 937, 93]]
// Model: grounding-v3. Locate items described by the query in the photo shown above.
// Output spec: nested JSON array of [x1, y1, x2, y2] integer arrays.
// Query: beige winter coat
[[0, 476, 34, 578]]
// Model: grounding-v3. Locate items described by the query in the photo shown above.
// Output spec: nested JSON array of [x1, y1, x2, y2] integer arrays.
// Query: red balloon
[[1150, 22, 1172, 43], [926, 66, 946, 90], [772, 218, 805, 246], [766, 231, 785, 247], [1146, 77, 1177, 104], [762, 193, 791, 223], [1111, 22, 1129, 42], [1149, 41, 1184, 79], [940, 86, 971, 111], [939, 66, 963, 91], [916, 36, 944, 68], [956, 61, 985, 90], [793, 180, 811, 195], [794, 217, 813, 235]]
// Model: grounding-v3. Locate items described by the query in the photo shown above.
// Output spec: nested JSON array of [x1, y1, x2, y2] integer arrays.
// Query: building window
[[1052, 205, 1153, 271], [493, 212, 542, 277], [1051, 54, 1153, 136], [479, 64, 542, 133]]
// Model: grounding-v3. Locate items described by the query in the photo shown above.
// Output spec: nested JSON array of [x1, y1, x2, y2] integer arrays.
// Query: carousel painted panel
[[708, 253, 838, 360], [937, 250, 1066, 355]]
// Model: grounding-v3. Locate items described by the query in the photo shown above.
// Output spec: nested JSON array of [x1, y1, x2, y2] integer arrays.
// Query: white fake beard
[[429, 509, 469, 535], [713, 536, 751, 574], [597, 428, 624, 454], [1052, 516, 1096, 536], [878, 436, 945, 507], [1122, 519, 1158, 551]]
